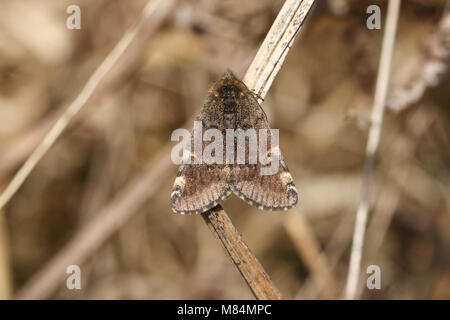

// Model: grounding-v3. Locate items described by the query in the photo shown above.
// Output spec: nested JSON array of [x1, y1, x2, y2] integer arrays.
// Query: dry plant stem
[[243, 0, 315, 102], [387, 1, 450, 112], [16, 145, 173, 299], [357, 118, 432, 296], [0, 110, 61, 184], [0, 0, 175, 212], [200, 0, 315, 299], [345, 0, 401, 300], [283, 211, 338, 299], [0, 211, 12, 299], [202, 206, 282, 300], [15, 0, 316, 299], [295, 212, 355, 299]]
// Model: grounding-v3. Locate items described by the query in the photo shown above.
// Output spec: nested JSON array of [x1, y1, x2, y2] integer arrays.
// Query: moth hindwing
[[170, 70, 298, 214]]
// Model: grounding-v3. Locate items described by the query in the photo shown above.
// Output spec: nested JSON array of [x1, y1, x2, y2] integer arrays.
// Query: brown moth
[[170, 70, 298, 214]]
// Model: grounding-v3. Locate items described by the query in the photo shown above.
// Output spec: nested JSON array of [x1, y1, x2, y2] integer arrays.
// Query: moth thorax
[[223, 97, 236, 111], [224, 113, 236, 129], [223, 96, 237, 129]]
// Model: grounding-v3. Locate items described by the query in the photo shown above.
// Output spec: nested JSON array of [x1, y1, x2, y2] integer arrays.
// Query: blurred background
[[0, 0, 449, 299]]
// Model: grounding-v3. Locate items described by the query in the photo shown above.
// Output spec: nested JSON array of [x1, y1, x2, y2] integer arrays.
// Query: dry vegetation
[[0, 0, 449, 299]]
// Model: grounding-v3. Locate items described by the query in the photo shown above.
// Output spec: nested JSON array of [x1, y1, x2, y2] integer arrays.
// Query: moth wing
[[171, 164, 231, 214], [232, 161, 298, 211], [231, 94, 298, 211], [171, 96, 231, 214]]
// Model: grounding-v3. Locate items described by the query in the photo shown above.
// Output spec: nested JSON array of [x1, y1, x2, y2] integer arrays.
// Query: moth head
[[210, 70, 248, 97], [220, 84, 238, 99]]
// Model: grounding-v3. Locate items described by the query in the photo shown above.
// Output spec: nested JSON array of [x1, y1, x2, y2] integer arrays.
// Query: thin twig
[[16, 145, 173, 299], [199, 0, 316, 300], [0, 110, 60, 184], [283, 211, 339, 299], [15, 0, 316, 299], [0, 211, 12, 299], [387, 0, 450, 112], [345, 0, 401, 300], [202, 206, 282, 300], [295, 212, 354, 299], [357, 115, 433, 297], [0, 0, 175, 211], [244, 0, 315, 103]]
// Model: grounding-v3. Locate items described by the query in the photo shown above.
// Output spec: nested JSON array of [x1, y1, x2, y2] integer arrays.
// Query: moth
[[170, 70, 298, 214]]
